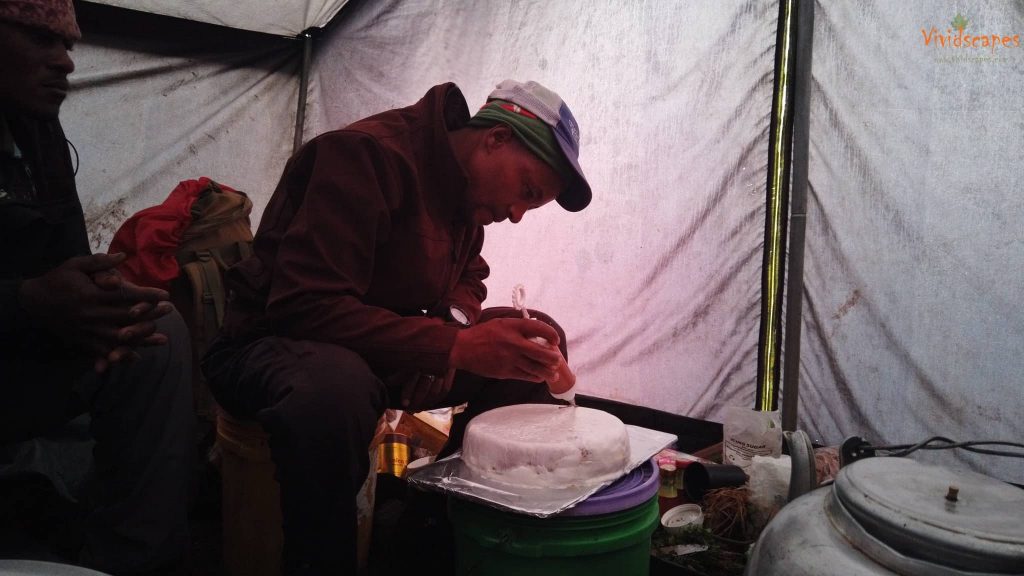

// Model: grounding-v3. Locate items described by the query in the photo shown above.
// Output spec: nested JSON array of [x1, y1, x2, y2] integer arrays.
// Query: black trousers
[[202, 307, 567, 576], [0, 311, 195, 576]]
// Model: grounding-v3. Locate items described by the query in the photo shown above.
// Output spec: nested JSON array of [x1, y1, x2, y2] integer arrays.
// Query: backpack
[[169, 181, 254, 421], [110, 177, 253, 420]]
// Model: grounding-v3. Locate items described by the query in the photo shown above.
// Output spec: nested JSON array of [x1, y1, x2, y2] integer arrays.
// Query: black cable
[[66, 137, 79, 176], [937, 441, 1024, 459], [958, 446, 1024, 458], [890, 436, 956, 457], [868, 437, 1024, 459]]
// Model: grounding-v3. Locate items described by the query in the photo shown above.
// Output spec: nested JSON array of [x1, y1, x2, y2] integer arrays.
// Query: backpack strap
[[181, 250, 226, 347], [203, 241, 253, 271], [238, 240, 253, 261]]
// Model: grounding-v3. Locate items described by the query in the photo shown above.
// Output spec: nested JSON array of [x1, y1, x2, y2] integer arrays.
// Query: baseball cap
[[486, 79, 592, 212]]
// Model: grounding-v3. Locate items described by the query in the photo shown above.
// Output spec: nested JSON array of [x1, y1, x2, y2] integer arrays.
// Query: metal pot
[[745, 457, 1024, 575]]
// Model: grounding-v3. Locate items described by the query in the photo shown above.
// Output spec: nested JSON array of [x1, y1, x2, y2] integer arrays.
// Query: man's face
[[463, 125, 566, 227], [0, 21, 75, 118]]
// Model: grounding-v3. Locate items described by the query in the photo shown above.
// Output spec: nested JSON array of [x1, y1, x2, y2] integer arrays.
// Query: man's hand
[[449, 318, 563, 382], [401, 367, 456, 412], [90, 268, 176, 372], [18, 253, 174, 372]]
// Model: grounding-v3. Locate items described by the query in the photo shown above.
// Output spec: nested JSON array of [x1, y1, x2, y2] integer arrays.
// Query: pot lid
[[834, 457, 1024, 573]]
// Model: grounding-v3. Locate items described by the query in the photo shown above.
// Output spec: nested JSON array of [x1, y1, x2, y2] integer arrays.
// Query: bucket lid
[[561, 458, 658, 516], [833, 457, 1024, 573]]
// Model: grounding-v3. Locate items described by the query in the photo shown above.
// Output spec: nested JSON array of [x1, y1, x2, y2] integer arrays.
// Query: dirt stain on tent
[[86, 197, 129, 251], [832, 289, 861, 322]]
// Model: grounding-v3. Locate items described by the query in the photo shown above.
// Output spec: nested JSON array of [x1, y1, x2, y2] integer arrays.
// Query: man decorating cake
[[202, 79, 592, 575]]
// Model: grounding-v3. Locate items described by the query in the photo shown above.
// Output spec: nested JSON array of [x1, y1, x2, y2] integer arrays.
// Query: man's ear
[[484, 123, 515, 151]]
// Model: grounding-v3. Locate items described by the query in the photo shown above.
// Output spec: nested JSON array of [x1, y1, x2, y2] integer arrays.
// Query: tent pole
[[293, 30, 314, 154], [755, 0, 800, 412], [781, 0, 814, 431]]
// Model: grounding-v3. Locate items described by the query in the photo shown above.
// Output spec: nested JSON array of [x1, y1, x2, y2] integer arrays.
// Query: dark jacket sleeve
[[442, 229, 488, 324], [0, 116, 88, 350], [263, 133, 462, 374], [0, 279, 29, 343]]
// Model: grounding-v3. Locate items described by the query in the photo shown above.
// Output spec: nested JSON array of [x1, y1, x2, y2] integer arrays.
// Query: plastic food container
[[660, 503, 704, 535]]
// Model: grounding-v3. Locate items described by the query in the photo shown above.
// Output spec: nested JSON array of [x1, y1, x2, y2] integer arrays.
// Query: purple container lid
[[560, 458, 659, 517]]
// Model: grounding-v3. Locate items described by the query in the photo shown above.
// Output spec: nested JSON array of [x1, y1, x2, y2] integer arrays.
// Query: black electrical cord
[[868, 436, 1024, 459], [67, 137, 79, 176]]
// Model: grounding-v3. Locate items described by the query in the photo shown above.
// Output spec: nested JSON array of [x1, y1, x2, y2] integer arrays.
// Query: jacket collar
[[430, 83, 471, 226]]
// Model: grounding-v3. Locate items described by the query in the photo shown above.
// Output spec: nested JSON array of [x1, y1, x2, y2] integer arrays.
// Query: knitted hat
[[0, 0, 81, 42]]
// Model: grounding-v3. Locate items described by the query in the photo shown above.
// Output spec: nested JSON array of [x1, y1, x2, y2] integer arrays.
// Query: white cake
[[461, 404, 631, 489]]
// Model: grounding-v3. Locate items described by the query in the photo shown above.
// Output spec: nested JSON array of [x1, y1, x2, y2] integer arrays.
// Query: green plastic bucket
[[448, 494, 659, 576]]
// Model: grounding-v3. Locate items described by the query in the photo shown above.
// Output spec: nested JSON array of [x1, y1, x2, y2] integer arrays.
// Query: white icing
[[462, 404, 630, 489]]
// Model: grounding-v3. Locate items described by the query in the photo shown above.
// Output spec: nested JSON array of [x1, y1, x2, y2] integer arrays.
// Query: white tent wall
[[68, 3, 301, 251], [60, 0, 1021, 482], [800, 0, 1023, 482], [307, 0, 779, 420]]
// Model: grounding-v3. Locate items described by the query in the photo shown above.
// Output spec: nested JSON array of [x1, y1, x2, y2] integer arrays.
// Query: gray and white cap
[[486, 79, 592, 212]]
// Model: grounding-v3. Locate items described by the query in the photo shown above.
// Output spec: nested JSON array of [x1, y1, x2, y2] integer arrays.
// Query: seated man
[[0, 1, 194, 574], [202, 79, 592, 574]]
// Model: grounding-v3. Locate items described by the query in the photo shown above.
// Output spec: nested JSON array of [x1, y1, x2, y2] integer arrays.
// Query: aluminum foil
[[406, 424, 676, 517]]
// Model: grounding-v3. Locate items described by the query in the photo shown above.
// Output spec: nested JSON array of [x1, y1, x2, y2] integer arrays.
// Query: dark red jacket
[[221, 83, 488, 374]]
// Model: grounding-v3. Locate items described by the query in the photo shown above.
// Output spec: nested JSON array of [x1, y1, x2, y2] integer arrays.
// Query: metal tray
[[407, 424, 675, 517]]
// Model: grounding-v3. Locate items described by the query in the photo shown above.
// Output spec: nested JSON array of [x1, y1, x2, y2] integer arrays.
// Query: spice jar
[[658, 462, 678, 499]]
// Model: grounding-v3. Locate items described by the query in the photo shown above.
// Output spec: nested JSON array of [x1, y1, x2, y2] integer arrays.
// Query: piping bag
[[512, 284, 576, 404]]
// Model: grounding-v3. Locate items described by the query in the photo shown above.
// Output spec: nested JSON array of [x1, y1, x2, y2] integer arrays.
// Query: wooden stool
[[216, 411, 384, 576]]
